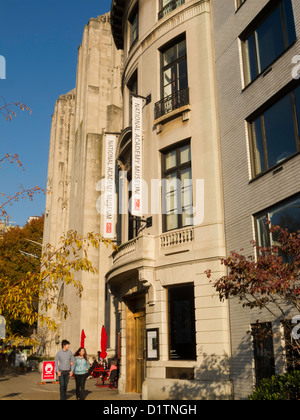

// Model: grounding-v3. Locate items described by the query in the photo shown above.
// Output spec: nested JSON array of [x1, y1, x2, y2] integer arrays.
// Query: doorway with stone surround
[[125, 294, 146, 394]]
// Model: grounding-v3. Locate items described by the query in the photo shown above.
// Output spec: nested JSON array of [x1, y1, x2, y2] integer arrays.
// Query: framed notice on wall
[[146, 328, 159, 361]]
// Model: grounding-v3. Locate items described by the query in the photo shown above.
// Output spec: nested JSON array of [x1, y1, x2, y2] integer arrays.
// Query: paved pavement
[[0, 370, 142, 401]]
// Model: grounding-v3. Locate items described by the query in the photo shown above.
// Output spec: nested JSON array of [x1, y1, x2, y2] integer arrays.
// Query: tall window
[[249, 85, 300, 177], [241, 0, 296, 86], [129, 3, 139, 49], [255, 194, 300, 248], [117, 133, 141, 242], [155, 36, 189, 118], [251, 323, 275, 385], [128, 71, 138, 125], [168, 284, 196, 361], [125, 72, 141, 240], [162, 141, 193, 232], [128, 172, 141, 240]]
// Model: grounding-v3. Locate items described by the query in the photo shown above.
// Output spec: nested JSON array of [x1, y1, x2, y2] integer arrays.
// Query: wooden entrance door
[[126, 304, 146, 393], [135, 311, 145, 393]]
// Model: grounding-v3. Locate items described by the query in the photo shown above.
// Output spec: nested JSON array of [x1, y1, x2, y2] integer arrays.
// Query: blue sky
[[0, 0, 112, 227]]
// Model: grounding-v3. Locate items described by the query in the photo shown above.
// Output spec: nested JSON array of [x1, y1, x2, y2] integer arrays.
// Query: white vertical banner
[[103, 134, 116, 239], [132, 96, 143, 217]]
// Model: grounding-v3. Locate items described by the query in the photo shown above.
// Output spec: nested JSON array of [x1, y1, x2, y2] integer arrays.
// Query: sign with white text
[[132, 96, 143, 217], [42, 361, 56, 382], [103, 134, 116, 239]]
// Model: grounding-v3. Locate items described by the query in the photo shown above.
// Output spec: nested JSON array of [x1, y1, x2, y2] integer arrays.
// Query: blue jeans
[[59, 371, 70, 400]]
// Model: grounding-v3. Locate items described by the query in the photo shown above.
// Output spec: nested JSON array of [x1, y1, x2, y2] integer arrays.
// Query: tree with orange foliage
[[0, 101, 115, 346]]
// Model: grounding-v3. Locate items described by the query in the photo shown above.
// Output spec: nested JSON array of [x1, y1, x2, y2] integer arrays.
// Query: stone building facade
[[108, 0, 231, 399], [43, 13, 123, 357], [43, 0, 300, 400]]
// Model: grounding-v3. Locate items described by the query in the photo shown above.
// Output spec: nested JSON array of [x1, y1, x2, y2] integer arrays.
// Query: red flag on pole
[[80, 329, 86, 348], [100, 325, 107, 359]]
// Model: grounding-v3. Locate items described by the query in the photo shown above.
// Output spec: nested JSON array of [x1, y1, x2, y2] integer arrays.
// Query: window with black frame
[[249, 85, 300, 177], [128, 178, 141, 240], [168, 284, 196, 361], [128, 71, 138, 125], [251, 323, 275, 385], [241, 0, 296, 86], [155, 36, 189, 119], [125, 72, 141, 240], [117, 132, 141, 242], [129, 3, 139, 49], [162, 141, 193, 232], [255, 194, 300, 248]]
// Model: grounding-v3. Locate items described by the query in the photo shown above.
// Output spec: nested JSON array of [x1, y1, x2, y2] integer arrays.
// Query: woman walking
[[73, 348, 90, 400]]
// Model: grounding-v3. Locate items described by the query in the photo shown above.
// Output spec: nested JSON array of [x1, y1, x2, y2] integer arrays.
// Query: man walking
[[55, 339, 74, 400]]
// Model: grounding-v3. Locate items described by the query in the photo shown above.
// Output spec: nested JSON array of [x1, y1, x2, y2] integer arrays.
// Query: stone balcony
[[105, 223, 227, 306], [160, 226, 194, 248], [106, 234, 156, 285], [106, 226, 195, 286]]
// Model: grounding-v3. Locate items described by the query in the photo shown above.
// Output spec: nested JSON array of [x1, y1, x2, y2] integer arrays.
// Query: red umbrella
[[100, 325, 107, 359], [80, 329, 86, 348]]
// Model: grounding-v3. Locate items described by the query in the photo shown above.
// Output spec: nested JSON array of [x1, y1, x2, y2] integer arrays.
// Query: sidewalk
[[0, 371, 142, 401]]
